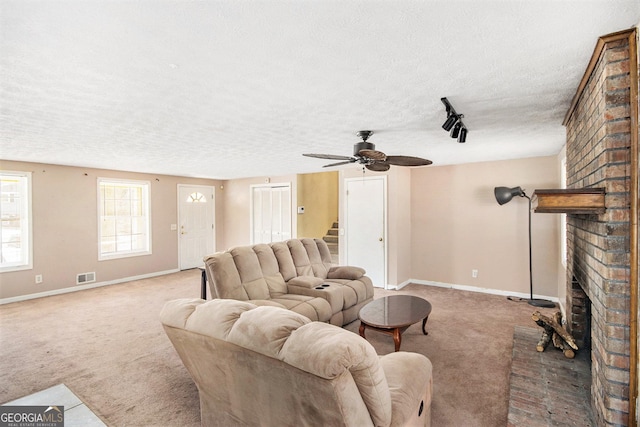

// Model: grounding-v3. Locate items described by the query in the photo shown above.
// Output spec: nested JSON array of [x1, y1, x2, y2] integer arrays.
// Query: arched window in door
[[187, 192, 206, 203]]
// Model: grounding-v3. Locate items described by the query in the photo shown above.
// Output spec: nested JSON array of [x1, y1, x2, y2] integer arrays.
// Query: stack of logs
[[532, 311, 578, 359]]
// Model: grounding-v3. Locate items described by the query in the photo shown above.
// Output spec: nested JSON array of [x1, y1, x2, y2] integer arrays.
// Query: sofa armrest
[[287, 276, 325, 289], [380, 352, 433, 427], [327, 266, 366, 280], [287, 277, 344, 315]]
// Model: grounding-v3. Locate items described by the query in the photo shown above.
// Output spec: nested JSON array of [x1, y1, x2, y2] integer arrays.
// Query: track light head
[[450, 122, 461, 138], [442, 114, 458, 131], [458, 127, 467, 143]]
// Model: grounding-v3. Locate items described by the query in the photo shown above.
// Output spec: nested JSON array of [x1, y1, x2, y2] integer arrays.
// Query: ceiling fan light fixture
[[303, 130, 433, 170]]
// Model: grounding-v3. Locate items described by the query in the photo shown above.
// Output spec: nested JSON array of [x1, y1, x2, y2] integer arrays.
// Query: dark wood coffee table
[[358, 295, 432, 352]]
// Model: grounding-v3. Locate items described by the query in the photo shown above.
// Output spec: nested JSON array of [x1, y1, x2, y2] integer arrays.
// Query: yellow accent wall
[[296, 172, 338, 239]]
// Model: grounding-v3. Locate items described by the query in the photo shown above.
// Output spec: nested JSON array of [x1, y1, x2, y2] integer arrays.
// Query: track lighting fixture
[[441, 97, 468, 143]]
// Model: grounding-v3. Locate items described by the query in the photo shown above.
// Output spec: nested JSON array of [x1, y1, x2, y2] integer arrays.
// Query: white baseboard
[[395, 279, 559, 303], [0, 269, 180, 305]]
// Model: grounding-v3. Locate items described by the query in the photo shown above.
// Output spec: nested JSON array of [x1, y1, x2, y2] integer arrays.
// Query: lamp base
[[527, 298, 556, 308], [507, 296, 556, 308]]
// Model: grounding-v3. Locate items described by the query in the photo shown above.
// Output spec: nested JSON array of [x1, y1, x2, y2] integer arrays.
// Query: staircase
[[323, 221, 339, 264]]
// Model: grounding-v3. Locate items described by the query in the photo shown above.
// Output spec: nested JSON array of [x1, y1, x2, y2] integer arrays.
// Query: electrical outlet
[[35, 274, 43, 284], [472, 269, 478, 278]]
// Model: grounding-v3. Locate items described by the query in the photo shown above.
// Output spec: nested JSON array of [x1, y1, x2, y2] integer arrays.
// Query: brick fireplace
[[563, 28, 638, 426]]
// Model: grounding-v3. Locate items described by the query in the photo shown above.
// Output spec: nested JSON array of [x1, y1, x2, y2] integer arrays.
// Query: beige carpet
[[0, 269, 556, 426]]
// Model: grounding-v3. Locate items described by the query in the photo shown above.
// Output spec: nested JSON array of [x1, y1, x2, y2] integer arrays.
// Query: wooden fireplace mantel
[[532, 188, 605, 214]]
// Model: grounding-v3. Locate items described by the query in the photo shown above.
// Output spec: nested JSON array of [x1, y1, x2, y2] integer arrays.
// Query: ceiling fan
[[303, 130, 433, 172]]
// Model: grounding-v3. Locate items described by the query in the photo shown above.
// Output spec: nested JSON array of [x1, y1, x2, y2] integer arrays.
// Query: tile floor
[[3, 383, 106, 427]]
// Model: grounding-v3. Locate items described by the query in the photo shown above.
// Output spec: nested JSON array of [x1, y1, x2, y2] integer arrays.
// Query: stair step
[[323, 235, 338, 244], [332, 222, 339, 229], [326, 228, 339, 236]]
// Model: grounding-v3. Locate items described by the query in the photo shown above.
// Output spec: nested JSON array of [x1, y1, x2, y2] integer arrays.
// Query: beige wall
[[296, 171, 338, 239], [2, 156, 566, 301], [0, 160, 222, 300], [410, 156, 561, 297]]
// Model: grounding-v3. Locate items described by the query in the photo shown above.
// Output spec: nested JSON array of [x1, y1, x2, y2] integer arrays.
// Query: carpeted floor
[[0, 269, 558, 426]]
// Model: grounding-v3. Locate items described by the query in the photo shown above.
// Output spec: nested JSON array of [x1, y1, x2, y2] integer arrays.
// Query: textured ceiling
[[1, 1, 639, 179]]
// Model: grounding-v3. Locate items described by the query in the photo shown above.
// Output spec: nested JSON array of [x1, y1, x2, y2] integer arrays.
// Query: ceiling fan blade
[[323, 159, 356, 168], [358, 149, 387, 161], [384, 155, 433, 167], [303, 153, 353, 161], [366, 163, 391, 172]]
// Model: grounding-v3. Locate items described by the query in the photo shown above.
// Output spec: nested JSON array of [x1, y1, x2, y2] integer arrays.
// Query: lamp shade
[[494, 186, 524, 205]]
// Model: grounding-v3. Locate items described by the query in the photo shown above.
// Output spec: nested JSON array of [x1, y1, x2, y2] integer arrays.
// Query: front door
[[345, 176, 386, 287], [178, 185, 215, 269]]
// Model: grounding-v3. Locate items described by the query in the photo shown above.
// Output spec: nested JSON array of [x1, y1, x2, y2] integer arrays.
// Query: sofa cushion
[[227, 306, 310, 358], [204, 252, 250, 301], [270, 241, 298, 282], [301, 238, 332, 278], [287, 239, 315, 277], [160, 298, 257, 340], [328, 265, 366, 280], [230, 246, 272, 300], [271, 295, 332, 322], [252, 243, 288, 296]]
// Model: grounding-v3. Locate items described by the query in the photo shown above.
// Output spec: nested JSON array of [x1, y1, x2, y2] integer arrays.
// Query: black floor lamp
[[494, 186, 556, 308]]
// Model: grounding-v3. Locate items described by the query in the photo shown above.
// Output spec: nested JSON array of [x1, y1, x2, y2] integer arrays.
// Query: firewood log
[[531, 311, 579, 351], [536, 328, 552, 352]]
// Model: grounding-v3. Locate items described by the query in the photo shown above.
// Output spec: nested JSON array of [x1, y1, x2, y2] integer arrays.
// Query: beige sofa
[[161, 298, 433, 427], [203, 238, 374, 326]]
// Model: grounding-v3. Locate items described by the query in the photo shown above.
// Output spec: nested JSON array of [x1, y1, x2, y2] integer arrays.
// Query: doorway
[[177, 185, 215, 270], [344, 176, 386, 288]]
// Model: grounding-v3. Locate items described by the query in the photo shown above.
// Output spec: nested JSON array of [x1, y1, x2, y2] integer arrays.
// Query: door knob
[[379, 237, 383, 242]]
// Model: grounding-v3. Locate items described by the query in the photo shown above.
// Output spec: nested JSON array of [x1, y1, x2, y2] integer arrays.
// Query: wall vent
[[76, 272, 96, 285]]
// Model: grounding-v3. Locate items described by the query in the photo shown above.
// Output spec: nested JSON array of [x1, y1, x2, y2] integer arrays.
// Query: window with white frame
[[98, 178, 151, 260], [0, 171, 32, 272]]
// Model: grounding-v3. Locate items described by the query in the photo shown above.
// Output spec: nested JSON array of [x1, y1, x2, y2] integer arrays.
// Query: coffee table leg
[[393, 328, 401, 352], [422, 316, 429, 335], [359, 322, 366, 339]]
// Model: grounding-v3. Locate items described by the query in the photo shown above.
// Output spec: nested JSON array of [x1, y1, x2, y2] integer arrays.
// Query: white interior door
[[178, 185, 215, 269], [251, 184, 291, 244], [345, 176, 386, 287]]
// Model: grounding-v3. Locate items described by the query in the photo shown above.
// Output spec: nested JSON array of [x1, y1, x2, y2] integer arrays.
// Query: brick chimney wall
[[564, 32, 633, 426]]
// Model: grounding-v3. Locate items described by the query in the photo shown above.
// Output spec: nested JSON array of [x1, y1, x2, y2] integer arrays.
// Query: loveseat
[[161, 298, 433, 426], [203, 238, 374, 326]]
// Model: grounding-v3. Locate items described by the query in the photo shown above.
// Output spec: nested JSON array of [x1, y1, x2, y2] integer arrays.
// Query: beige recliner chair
[[161, 298, 433, 427]]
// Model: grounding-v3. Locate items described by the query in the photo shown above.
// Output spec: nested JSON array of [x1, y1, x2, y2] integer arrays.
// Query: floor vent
[[77, 272, 96, 285]]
